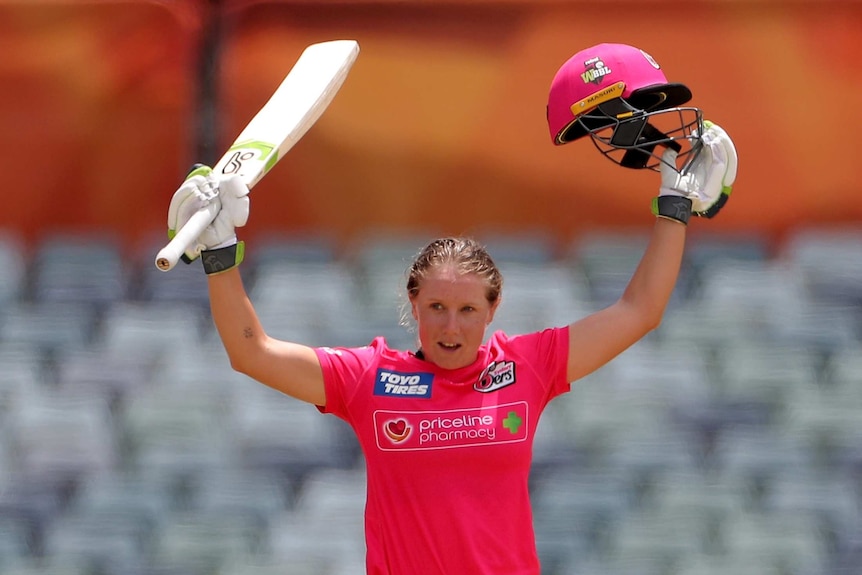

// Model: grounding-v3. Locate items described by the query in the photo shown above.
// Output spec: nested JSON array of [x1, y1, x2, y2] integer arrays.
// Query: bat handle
[[154, 203, 220, 271]]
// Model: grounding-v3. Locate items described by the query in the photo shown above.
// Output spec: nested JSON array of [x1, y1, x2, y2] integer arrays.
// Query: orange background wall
[[2, 0, 860, 254]]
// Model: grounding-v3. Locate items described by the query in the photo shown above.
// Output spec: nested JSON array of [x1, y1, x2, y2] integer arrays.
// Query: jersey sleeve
[[505, 326, 571, 404], [313, 338, 381, 422]]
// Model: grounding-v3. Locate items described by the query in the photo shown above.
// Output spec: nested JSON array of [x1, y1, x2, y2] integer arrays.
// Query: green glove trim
[[187, 163, 213, 179], [652, 196, 692, 225], [201, 241, 244, 275]]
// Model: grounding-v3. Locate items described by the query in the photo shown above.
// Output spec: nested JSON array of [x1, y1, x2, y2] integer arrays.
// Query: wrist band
[[651, 196, 692, 225], [201, 242, 245, 275]]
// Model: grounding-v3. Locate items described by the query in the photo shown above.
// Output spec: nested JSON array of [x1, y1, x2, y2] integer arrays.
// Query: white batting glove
[[166, 166, 250, 263], [202, 173, 250, 248], [659, 121, 738, 218]]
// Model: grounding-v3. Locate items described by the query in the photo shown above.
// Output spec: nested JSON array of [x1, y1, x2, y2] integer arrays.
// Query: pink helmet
[[547, 43, 701, 170]]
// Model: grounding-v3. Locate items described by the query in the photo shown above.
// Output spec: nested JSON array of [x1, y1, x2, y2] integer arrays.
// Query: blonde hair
[[406, 237, 503, 304]]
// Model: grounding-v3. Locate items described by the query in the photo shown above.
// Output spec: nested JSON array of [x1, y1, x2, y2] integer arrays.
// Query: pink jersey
[[315, 327, 570, 575]]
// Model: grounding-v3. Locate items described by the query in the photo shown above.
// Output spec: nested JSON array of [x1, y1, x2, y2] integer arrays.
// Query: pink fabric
[[315, 327, 570, 575]]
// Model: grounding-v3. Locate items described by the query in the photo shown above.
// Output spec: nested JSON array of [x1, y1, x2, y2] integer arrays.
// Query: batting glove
[[167, 165, 250, 273], [656, 121, 738, 222]]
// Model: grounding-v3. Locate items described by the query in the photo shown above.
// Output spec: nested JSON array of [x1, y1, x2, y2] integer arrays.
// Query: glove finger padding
[[219, 174, 251, 228], [166, 169, 221, 261], [196, 174, 250, 251], [691, 121, 737, 218]]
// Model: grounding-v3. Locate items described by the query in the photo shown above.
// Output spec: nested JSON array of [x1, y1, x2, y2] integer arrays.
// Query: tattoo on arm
[[243, 327, 253, 339]]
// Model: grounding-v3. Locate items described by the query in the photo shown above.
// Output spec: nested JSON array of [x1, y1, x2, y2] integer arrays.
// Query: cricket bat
[[155, 39, 360, 271]]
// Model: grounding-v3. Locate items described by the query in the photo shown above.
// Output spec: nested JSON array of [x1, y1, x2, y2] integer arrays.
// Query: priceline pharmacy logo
[[374, 402, 528, 451]]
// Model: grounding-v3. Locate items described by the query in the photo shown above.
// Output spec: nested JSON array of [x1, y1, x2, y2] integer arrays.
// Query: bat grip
[[154, 203, 220, 271]]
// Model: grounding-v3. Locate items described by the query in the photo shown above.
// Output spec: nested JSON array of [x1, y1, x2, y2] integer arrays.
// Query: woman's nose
[[443, 311, 459, 333]]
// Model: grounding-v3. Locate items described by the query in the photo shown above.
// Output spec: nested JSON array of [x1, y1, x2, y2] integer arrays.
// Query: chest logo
[[474, 361, 516, 393], [374, 369, 434, 398], [374, 401, 529, 451], [383, 419, 412, 442]]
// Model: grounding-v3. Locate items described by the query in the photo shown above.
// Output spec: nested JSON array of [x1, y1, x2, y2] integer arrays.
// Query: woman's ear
[[487, 297, 501, 325]]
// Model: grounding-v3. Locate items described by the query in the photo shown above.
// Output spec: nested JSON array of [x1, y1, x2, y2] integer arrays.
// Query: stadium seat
[[654, 302, 762, 352], [347, 232, 433, 322], [710, 427, 815, 488], [673, 553, 789, 575], [42, 507, 149, 575], [716, 340, 819, 421], [830, 528, 862, 575], [695, 260, 808, 332], [189, 468, 292, 527], [149, 511, 264, 575], [566, 230, 654, 308], [268, 468, 367, 567], [478, 230, 558, 265], [0, 472, 70, 558], [606, 429, 702, 481], [0, 301, 95, 353], [0, 343, 45, 420], [826, 344, 862, 392], [248, 232, 340, 267], [721, 510, 829, 575], [491, 261, 591, 336], [609, 339, 711, 403], [0, 229, 25, 309], [607, 506, 705, 575], [781, 226, 862, 307], [219, 555, 327, 575], [152, 341, 251, 398], [571, 230, 700, 312], [531, 466, 634, 564], [680, 231, 771, 306], [552, 369, 678, 466], [1, 561, 87, 575], [0, 515, 31, 570], [683, 232, 770, 271], [54, 346, 156, 411], [330, 553, 372, 575], [5, 391, 117, 481], [531, 401, 586, 475], [249, 260, 359, 343], [232, 383, 359, 481], [763, 470, 860, 547], [96, 301, 206, 358], [70, 470, 176, 533], [647, 470, 750, 530], [30, 233, 127, 306], [133, 233, 212, 308], [119, 383, 236, 480], [784, 391, 862, 470]]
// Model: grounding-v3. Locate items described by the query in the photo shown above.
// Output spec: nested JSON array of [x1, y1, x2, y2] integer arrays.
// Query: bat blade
[[155, 39, 360, 271]]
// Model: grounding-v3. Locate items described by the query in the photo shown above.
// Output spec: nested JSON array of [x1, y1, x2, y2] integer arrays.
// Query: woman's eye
[[430, 303, 443, 310]]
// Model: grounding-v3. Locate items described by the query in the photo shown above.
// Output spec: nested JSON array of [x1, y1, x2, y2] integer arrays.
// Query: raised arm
[[567, 218, 685, 382], [207, 268, 326, 406], [566, 122, 738, 382], [164, 168, 326, 406]]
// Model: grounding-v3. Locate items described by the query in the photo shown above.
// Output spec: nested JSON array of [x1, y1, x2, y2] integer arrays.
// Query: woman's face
[[409, 264, 499, 370]]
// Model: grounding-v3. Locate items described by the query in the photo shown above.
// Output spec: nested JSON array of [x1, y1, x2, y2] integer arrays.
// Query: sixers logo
[[383, 419, 411, 443], [474, 361, 516, 393]]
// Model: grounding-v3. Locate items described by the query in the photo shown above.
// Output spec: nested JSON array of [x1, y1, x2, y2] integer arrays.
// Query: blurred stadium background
[[1, 1, 861, 574]]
